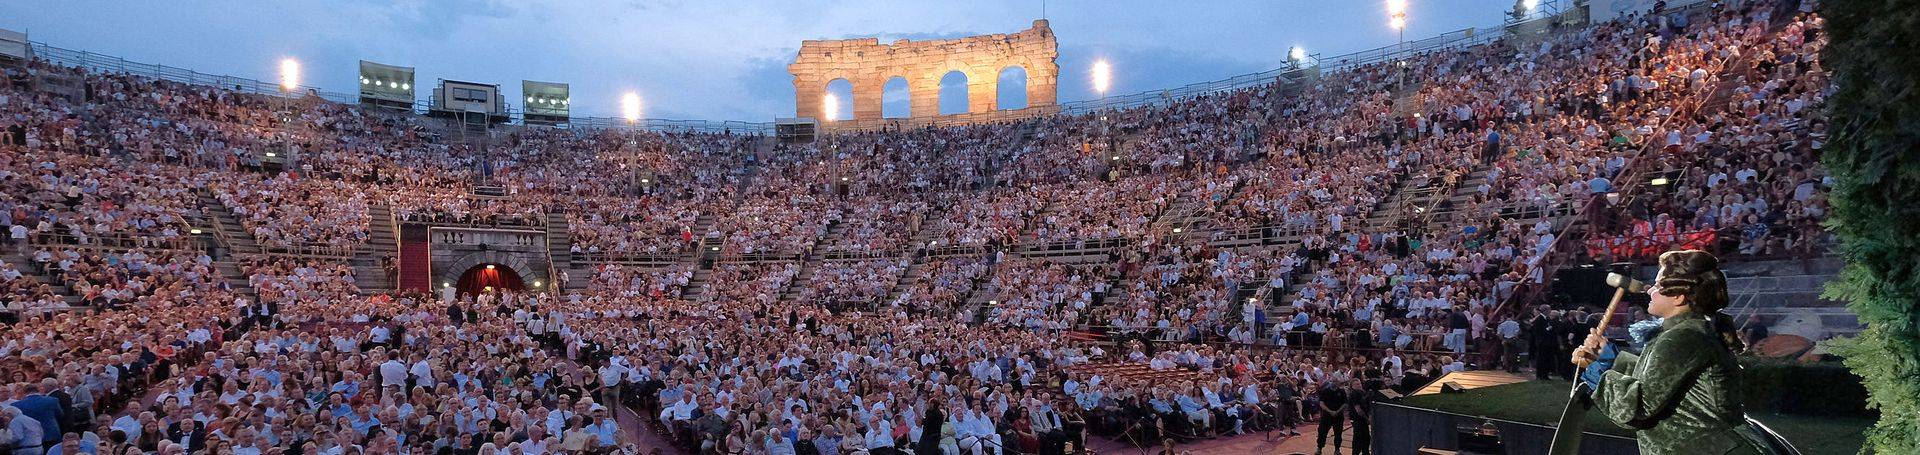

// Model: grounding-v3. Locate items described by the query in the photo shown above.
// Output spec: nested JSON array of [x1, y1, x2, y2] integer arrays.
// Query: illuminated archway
[[790, 20, 1060, 122], [457, 263, 525, 296], [823, 78, 854, 120]]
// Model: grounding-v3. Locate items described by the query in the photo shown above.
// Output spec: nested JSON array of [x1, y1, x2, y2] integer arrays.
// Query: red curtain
[[456, 264, 526, 296]]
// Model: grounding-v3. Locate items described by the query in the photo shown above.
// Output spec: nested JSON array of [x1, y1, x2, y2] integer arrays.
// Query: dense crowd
[[0, 1, 1832, 454]]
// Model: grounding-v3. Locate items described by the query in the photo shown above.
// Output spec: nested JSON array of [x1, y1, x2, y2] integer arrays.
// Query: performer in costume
[[1572, 250, 1794, 454]]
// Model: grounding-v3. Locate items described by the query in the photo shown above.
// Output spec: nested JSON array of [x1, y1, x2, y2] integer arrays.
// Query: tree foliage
[[1819, 0, 1920, 453]]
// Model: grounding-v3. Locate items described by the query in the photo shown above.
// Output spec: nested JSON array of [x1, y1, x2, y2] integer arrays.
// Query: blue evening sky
[[1, 0, 1518, 121]]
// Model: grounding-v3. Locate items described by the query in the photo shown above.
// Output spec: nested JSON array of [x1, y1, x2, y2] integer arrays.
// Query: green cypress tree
[[1821, 0, 1920, 453]]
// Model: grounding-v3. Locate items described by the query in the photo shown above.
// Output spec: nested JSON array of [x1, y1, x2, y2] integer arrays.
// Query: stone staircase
[[350, 203, 398, 295], [981, 121, 1041, 189], [200, 192, 263, 256], [0, 250, 81, 306], [881, 255, 931, 305], [1715, 256, 1856, 341], [776, 221, 843, 302], [680, 267, 711, 300], [1359, 172, 1421, 234], [212, 259, 256, 298], [544, 212, 572, 285]]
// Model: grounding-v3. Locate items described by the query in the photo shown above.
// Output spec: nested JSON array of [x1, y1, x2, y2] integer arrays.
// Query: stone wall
[[425, 227, 554, 291], [790, 20, 1059, 122]]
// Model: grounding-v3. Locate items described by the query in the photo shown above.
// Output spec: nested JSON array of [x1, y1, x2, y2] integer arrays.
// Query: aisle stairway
[[200, 192, 263, 256], [350, 203, 397, 294], [544, 212, 572, 282], [212, 259, 256, 298], [1715, 257, 1856, 341], [0, 250, 81, 306], [681, 213, 720, 299], [776, 221, 842, 301]]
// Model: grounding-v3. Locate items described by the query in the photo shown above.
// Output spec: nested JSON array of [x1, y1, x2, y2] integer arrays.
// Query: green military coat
[[1594, 312, 1780, 454]]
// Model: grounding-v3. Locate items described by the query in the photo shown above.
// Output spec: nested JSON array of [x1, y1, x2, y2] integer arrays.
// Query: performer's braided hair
[[1655, 250, 1742, 352]]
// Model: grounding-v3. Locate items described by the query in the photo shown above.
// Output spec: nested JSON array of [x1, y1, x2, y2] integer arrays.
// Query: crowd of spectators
[[0, 2, 1834, 454]]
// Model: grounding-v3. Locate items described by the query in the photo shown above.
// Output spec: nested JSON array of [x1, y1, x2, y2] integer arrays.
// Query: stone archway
[[456, 263, 526, 296], [790, 20, 1059, 122], [996, 66, 1030, 110], [436, 249, 550, 292]]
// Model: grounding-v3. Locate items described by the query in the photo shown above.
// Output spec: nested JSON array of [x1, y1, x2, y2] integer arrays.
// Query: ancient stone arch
[[436, 249, 548, 289], [791, 20, 1059, 121]]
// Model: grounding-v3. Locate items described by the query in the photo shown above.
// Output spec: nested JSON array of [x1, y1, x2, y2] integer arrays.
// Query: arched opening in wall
[[939, 71, 969, 115], [456, 263, 525, 297], [997, 66, 1029, 110], [823, 78, 854, 121], [882, 77, 911, 118]]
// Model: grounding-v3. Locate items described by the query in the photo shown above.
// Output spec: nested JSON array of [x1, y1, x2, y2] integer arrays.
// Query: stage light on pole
[[1091, 60, 1112, 96], [1521, 0, 1539, 13], [621, 92, 642, 123], [1289, 46, 1307, 63], [823, 93, 840, 121], [279, 58, 300, 92], [1387, 0, 1409, 34]]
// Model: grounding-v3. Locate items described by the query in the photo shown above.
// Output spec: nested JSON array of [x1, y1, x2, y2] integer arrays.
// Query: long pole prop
[[1547, 286, 1628, 455]]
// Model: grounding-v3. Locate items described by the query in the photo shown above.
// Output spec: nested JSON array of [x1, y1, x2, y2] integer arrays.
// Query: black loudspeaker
[[1458, 432, 1504, 454], [1457, 421, 1505, 454], [1441, 381, 1466, 394]]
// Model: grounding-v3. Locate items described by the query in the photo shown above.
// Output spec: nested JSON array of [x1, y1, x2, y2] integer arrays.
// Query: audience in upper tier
[[0, 1, 1831, 453]]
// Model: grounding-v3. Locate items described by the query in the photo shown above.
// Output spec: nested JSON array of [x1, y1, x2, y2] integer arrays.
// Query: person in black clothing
[[915, 401, 944, 455], [1272, 377, 1303, 436], [1346, 379, 1373, 455], [1556, 311, 1584, 380], [1060, 401, 1087, 454], [167, 419, 210, 453], [1315, 379, 1348, 455], [1527, 305, 1559, 380]]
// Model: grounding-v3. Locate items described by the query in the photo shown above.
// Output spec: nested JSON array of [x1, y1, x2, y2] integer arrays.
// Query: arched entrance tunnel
[[456, 263, 526, 296]]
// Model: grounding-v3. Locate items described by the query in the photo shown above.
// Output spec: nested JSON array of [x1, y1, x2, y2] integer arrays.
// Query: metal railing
[[27, 43, 358, 103]]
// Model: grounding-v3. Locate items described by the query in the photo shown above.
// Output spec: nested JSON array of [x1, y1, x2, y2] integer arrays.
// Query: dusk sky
[[2, 0, 1519, 121]]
